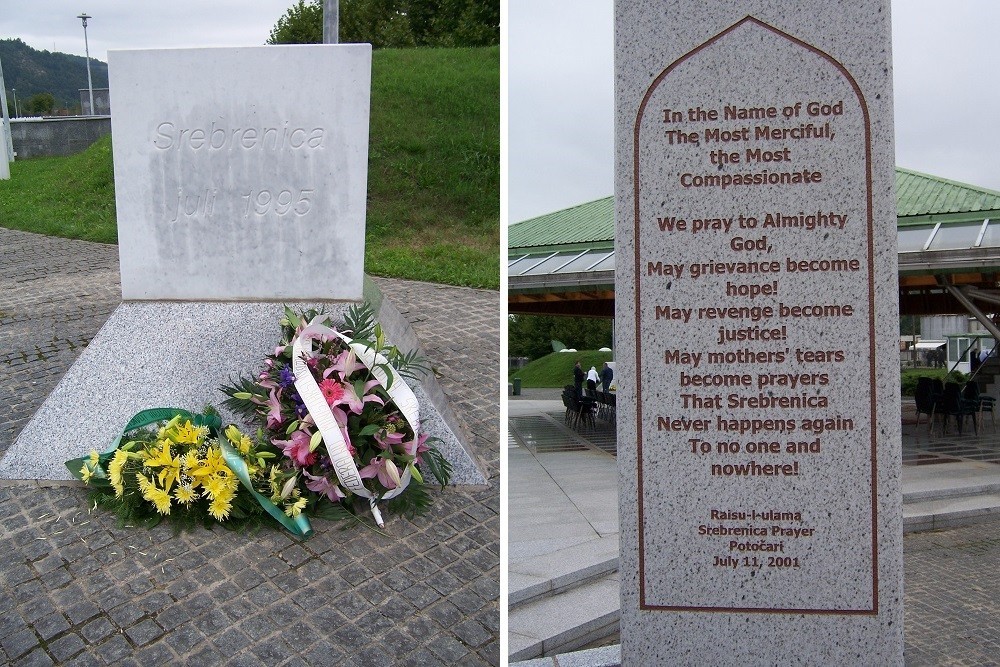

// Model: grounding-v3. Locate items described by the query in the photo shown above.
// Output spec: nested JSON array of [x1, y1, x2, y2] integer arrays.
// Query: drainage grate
[[509, 415, 589, 453]]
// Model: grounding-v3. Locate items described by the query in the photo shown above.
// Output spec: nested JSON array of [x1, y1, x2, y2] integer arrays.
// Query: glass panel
[[589, 252, 616, 272], [928, 222, 984, 250], [507, 255, 531, 275], [897, 226, 933, 252], [558, 250, 611, 273], [521, 252, 578, 276], [979, 221, 1000, 248]]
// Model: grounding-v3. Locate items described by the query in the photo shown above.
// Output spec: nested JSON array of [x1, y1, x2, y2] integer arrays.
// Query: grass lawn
[[510, 350, 615, 388], [0, 47, 499, 290]]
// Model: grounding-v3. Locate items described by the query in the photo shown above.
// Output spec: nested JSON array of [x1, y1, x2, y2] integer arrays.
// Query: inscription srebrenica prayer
[[633, 18, 878, 613]]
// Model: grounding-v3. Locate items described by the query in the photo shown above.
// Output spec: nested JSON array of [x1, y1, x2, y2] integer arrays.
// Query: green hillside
[[510, 350, 615, 388], [0, 46, 499, 289], [0, 38, 108, 110]]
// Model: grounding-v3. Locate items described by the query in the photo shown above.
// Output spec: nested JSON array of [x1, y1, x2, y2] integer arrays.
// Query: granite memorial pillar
[[615, 2, 902, 662]]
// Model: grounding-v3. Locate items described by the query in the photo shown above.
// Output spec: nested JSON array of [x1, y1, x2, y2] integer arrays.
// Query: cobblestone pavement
[[0, 228, 500, 666], [903, 521, 1000, 665]]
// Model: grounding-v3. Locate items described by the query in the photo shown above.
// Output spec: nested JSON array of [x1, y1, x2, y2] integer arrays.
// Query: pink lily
[[399, 431, 431, 462], [265, 388, 284, 428], [375, 428, 406, 451], [273, 429, 316, 467], [358, 457, 401, 489], [326, 406, 358, 457], [331, 379, 384, 416], [323, 349, 365, 381], [302, 470, 345, 502]]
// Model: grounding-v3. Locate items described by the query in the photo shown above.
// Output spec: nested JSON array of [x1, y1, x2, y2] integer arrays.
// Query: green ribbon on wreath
[[66, 408, 312, 538], [218, 439, 313, 538], [65, 408, 212, 485]]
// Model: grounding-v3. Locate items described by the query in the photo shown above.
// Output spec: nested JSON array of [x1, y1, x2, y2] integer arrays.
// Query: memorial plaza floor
[[509, 390, 1000, 666], [0, 228, 500, 666]]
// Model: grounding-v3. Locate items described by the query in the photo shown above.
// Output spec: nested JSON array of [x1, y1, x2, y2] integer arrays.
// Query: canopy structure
[[509, 168, 1000, 322]]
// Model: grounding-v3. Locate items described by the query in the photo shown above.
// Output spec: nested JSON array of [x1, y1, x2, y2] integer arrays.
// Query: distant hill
[[0, 38, 108, 110]]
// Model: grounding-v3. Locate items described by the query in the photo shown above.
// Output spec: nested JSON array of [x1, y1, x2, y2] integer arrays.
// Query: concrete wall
[[80, 88, 111, 116], [10, 116, 111, 159], [921, 314, 970, 340]]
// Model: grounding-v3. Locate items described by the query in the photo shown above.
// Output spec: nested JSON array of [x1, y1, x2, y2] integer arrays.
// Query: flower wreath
[[67, 304, 451, 536]]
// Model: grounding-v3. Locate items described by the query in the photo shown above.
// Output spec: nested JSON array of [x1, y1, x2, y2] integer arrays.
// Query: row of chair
[[579, 387, 616, 423], [562, 385, 597, 430], [914, 377, 996, 434]]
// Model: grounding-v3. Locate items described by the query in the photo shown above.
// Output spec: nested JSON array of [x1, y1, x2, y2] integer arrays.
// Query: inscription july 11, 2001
[[635, 41, 877, 611]]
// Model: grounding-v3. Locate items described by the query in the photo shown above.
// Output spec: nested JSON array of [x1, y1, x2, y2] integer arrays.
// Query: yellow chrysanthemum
[[109, 450, 128, 497], [173, 485, 197, 505], [208, 495, 232, 521], [79, 463, 93, 484], [284, 497, 307, 518], [88, 450, 100, 466], [202, 475, 225, 499], [214, 485, 236, 507], [142, 482, 172, 515], [207, 474, 237, 498]]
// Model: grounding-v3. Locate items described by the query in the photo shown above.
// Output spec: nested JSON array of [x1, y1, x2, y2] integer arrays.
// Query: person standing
[[586, 366, 599, 395], [601, 362, 614, 392], [573, 361, 585, 398]]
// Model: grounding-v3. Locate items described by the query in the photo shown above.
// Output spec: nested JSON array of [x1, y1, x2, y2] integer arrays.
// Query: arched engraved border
[[632, 16, 879, 615]]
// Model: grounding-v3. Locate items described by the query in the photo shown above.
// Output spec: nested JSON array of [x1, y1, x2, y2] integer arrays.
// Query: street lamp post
[[77, 13, 94, 115], [11, 88, 17, 117]]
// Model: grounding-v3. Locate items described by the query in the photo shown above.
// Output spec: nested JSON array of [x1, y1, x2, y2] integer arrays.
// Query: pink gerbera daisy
[[319, 379, 345, 406]]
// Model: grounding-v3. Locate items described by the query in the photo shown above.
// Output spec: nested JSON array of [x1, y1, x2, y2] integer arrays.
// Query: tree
[[267, 0, 498, 48], [26, 92, 55, 115], [509, 314, 613, 360], [267, 0, 324, 45]]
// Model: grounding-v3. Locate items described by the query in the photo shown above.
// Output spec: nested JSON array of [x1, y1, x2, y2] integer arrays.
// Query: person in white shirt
[[586, 366, 599, 395]]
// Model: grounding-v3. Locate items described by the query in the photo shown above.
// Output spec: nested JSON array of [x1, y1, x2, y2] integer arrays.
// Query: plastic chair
[[980, 395, 997, 430], [939, 382, 978, 434], [913, 377, 937, 430]]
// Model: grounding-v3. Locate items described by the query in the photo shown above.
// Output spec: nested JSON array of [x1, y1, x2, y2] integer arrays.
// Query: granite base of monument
[[0, 282, 487, 486]]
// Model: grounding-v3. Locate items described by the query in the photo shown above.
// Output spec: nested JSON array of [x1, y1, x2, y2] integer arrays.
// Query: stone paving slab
[[0, 228, 499, 665]]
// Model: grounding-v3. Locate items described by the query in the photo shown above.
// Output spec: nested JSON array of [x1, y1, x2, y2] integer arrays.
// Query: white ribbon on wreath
[[291, 316, 421, 527]]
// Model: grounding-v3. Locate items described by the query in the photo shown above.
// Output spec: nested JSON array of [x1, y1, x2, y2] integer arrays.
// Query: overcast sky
[[2, 2, 999, 226], [0, 0, 296, 62], [509, 1, 1000, 223]]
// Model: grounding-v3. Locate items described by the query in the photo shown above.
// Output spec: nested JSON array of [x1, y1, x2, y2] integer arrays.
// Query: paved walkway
[[0, 228, 499, 666], [509, 391, 1000, 665]]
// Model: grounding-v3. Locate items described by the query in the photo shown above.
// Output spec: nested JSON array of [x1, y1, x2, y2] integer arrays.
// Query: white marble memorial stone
[[1, 45, 488, 488], [110, 45, 370, 301], [615, 2, 902, 663]]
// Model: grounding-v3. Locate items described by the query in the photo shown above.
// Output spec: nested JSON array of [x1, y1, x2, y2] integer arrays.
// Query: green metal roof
[[896, 167, 1000, 221], [508, 197, 614, 251], [510, 169, 1000, 252]]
